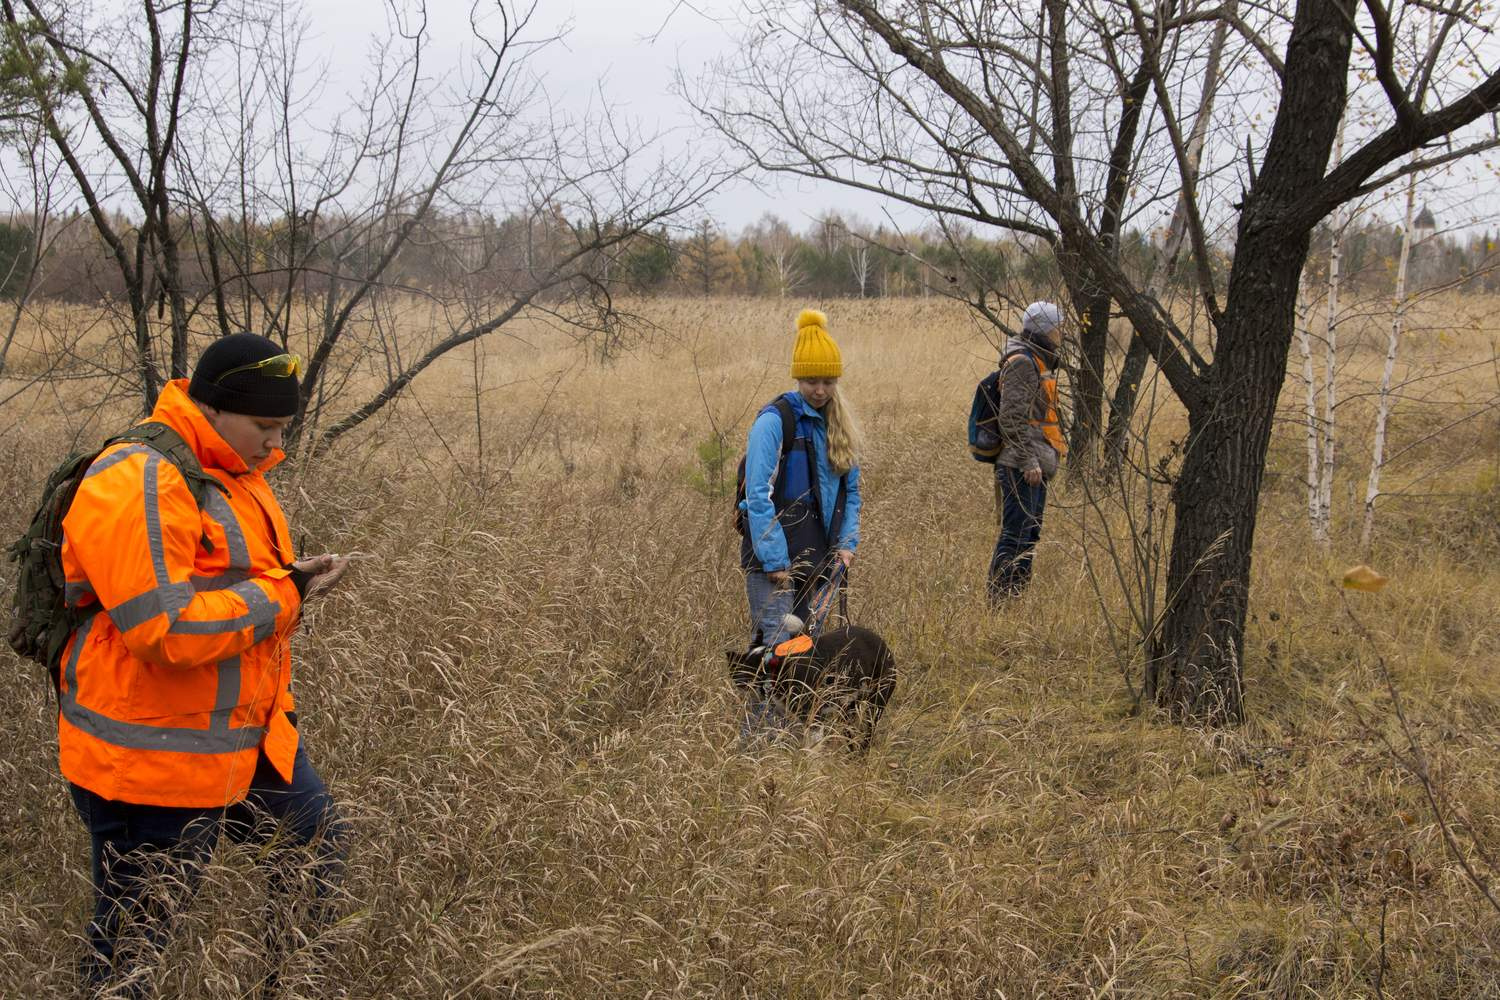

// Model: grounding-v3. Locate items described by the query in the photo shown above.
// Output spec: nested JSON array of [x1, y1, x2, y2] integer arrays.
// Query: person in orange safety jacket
[[59, 332, 351, 997]]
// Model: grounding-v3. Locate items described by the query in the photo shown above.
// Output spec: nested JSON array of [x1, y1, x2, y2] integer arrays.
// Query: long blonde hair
[[823, 383, 864, 474]]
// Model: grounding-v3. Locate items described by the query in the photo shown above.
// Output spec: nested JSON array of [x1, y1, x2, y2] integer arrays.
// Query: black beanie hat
[[188, 333, 300, 418]]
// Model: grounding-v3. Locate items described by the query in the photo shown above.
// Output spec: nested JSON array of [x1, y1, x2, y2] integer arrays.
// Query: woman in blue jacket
[[739, 309, 864, 651]]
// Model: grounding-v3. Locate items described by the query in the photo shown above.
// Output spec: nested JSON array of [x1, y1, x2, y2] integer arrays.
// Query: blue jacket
[[742, 391, 861, 573]]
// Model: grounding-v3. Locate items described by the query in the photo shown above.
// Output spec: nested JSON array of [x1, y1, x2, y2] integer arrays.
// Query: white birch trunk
[[848, 245, 870, 297], [1361, 168, 1416, 557], [1296, 280, 1321, 535], [1316, 117, 1347, 543]]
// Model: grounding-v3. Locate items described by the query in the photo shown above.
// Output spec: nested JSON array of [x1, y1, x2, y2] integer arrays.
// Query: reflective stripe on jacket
[[59, 380, 304, 808]]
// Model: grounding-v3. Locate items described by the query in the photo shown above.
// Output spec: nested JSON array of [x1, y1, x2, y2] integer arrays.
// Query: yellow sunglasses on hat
[[212, 352, 303, 384]]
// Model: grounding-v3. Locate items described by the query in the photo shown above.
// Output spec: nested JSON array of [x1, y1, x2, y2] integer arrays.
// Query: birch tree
[[847, 237, 872, 297], [1297, 279, 1320, 533], [1298, 116, 1348, 545], [1362, 166, 1418, 557], [1316, 123, 1348, 544], [746, 213, 806, 298]]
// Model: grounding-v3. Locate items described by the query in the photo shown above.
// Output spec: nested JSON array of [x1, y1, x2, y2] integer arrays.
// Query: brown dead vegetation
[[0, 295, 1496, 997]]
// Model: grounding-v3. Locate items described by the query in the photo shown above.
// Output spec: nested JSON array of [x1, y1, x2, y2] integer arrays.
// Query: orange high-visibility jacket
[[59, 380, 304, 808]]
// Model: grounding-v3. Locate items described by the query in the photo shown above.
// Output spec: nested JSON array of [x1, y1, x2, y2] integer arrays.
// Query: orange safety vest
[[1032, 355, 1068, 457], [58, 380, 304, 808]]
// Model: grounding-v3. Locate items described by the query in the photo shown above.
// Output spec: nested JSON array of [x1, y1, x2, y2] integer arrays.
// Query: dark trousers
[[988, 464, 1047, 600], [69, 741, 349, 998]]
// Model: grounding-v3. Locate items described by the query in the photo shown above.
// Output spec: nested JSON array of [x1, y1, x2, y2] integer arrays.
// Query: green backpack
[[6, 422, 224, 692]]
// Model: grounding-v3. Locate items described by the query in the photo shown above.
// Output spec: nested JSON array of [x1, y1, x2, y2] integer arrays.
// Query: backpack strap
[[1000, 346, 1038, 372], [107, 422, 228, 553], [765, 395, 798, 500], [787, 395, 849, 551], [771, 395, 797, 464], [734, 396, 801, 543], [826, 472, 849, 547]]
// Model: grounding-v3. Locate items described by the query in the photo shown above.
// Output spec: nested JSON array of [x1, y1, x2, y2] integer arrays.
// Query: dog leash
[[804, 560, 848, 635]]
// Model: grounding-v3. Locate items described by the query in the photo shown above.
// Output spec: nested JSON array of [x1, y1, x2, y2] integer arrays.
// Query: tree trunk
[[1317, 117, 1348, 541], [1362, 167, 1417, 557], [1146, 275, 1303, 724], [1069, 289, 1110, 464], [131, 288, 161, 413], [1146, 0, 1353, 723], [1066, 58, 1150, 470], [1297, 280, 1322, 536]]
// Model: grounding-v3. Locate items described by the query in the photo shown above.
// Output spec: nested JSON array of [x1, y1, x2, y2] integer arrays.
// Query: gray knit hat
[[1020, 301, 1063, 339]]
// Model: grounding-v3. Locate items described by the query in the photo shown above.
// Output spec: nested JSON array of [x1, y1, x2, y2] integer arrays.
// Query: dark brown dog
[[726, 625, 896, 752]]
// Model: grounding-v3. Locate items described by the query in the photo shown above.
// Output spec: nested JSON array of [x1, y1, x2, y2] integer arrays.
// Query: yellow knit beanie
[[790, 309, 842, 378]]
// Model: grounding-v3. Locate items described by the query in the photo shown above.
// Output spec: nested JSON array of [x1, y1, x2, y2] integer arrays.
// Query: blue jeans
[[743, 570, 798, 741], [745, 569, 797, 648], [745, 565, 848, 647], [742, 569, 846, 743], [70, 740, 349, 997], [988, 465, 1047, 600]]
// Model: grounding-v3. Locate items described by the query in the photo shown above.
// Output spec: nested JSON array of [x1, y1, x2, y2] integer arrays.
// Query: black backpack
[[6, 422, 224, 691], [733, 396, 797, 536]]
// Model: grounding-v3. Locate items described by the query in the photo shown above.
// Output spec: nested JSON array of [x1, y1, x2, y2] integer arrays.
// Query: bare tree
[[1102, 2, 1235, 470], [0, 123, 76, 377], [691, 1, 1257, 465], [1, 0, 215, 398], [2, 0, 721, 443], [743, 213, 807, 298], [694, 0, 1500, 723], [846, 232, 872, 297]]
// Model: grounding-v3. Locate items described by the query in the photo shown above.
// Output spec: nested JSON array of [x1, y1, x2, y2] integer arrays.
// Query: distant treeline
[[1, 208, 1495, 304]]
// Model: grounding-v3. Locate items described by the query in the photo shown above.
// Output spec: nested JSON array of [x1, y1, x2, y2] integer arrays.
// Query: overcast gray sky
[[294, 0, 1500, 243], [301, 0, 909, 234]]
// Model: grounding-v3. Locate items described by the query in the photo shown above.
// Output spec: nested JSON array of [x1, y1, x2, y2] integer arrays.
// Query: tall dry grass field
[[1, 295, 1497, 998]]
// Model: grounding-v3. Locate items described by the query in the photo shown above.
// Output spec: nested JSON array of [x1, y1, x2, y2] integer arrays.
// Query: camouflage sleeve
[[996, 355, 1041, 467]]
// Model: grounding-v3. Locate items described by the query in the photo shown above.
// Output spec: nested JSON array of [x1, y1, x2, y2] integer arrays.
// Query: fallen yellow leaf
[[1342, 564, 1389, 592]]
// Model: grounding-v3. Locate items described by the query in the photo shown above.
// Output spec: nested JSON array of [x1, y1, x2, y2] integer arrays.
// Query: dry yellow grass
[[0, 294, 1496, 998]]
